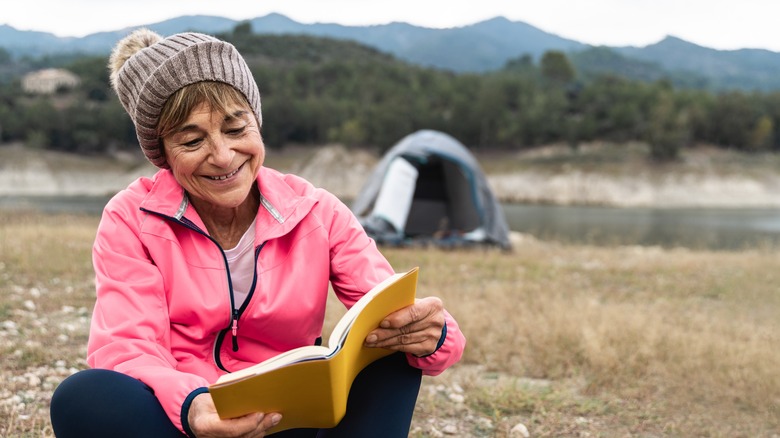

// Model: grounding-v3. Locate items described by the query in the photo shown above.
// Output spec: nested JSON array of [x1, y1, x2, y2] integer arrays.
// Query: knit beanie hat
[[109, 29, 262, 168]]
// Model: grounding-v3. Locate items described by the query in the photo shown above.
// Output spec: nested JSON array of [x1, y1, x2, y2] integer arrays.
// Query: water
[[0, 195, 112, 215], [503, 203, 780, 250], [2, 195, 779, 250]]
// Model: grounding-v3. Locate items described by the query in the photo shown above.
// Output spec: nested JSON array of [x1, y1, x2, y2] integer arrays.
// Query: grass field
[[1, 212, 778, 437]]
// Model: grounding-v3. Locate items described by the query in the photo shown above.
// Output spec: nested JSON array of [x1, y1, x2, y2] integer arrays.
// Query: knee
[[51, 369, 100, 414]]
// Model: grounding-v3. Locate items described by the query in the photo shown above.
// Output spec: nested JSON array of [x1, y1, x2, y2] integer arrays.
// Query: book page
[[214, 345, 333, 384]]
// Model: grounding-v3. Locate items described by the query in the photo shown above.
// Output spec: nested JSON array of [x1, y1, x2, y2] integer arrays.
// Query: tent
[[351, 130, 511, 249]]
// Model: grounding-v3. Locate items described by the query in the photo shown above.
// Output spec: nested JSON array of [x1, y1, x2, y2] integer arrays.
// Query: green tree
[[0, 47, 12, 65], [748, 115, 774, 151], [646, 90, 690, 161], [540, 51, 576, 85]]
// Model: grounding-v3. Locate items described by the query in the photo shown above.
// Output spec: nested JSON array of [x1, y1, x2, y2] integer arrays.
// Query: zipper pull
[[231, 311, 239, 352]]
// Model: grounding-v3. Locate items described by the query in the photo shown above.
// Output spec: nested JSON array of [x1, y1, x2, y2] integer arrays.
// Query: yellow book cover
[[208, 267, 419, 434]]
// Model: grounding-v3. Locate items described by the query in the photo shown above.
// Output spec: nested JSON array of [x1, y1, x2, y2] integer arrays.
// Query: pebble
[[447, 392, 465, 403], [26, 374, 41, 387], [476, 417, 493, 429], [511, 422, 530, 437], [442, 424, 458, 434]]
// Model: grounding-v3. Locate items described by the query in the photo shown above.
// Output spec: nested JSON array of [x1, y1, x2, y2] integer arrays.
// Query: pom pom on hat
[[109, 29, 262, 168]]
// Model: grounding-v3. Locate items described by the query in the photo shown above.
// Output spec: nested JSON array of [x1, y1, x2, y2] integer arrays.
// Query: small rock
[[27, 374, 41, 387], [476, 417, 494, 429], [448, 392, 465, 403], [511, 422, 530, 437], [442, 424, 458, 434]]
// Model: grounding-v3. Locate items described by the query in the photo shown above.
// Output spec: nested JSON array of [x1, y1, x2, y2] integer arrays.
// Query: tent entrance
[[404, 155, 481, 237]]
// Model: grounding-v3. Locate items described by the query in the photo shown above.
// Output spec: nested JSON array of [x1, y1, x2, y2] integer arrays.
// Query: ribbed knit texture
[[114, 32, 262, 168]]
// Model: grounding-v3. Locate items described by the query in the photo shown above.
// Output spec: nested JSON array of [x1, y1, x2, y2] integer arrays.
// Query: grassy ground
[[1, 212, 779, 437]]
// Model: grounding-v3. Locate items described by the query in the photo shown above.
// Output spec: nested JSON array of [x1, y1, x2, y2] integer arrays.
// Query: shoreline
[[2, 143, 780, 209]]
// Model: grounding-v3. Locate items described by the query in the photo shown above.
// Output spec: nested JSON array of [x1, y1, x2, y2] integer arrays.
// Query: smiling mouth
[[207, 165, 242, 181]]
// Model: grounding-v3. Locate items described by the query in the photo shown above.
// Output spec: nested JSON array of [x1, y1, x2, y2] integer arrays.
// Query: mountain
[[2, 14, 780, 91], [244, 14, 587, 71], [615, 36, 780, 91]]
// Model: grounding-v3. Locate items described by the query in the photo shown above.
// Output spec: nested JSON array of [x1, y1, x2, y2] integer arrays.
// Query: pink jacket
[[87, 167, 465, 434]]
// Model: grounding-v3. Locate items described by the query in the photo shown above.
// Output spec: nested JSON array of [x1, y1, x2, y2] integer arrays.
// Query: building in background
[[22, 68, 80, 94]]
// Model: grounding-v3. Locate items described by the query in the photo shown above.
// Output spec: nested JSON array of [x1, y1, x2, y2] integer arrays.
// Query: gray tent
[[352, 130, 511, 249]]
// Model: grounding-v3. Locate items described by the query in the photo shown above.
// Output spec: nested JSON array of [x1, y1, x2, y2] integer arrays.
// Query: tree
[[0, 47, 11, 66], [748, 115, 774, 152], [540, 51, 576, 86], [646, 90, 690, 161]]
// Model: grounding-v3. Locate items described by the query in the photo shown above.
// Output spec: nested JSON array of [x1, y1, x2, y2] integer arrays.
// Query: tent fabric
[[352, 130, 511, 249]]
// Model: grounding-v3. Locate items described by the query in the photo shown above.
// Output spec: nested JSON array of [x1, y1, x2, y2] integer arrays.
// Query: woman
[[49, 29, 465, 437]]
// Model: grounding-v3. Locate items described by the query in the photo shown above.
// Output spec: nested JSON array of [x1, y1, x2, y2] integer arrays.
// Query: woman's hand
[[188, 392, 281, 437], [364, 297, 445, 357]]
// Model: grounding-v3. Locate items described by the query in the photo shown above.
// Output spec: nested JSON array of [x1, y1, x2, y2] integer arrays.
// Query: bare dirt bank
[[3, 142, 780, 208]]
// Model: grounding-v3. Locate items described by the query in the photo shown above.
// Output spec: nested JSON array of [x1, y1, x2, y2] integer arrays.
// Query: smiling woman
[[48, 28, 465, 438], [161, 99, 265, 248]]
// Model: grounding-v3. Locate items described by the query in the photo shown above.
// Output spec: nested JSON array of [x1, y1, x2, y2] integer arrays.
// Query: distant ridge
[[2, 14, 780, 91]]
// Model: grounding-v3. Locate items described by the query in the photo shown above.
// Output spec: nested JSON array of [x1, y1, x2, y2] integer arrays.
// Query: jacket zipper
[[141, 209, 262, 372], [227, 243, 265, 354], [230, 309, 240, 351]]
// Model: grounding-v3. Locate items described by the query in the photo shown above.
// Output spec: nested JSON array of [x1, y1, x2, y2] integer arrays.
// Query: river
[[2, 196, 779, 250], [503, 203, 780, 250]]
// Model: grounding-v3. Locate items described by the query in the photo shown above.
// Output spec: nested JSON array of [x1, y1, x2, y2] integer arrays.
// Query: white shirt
[[224, 217, 257, 308]]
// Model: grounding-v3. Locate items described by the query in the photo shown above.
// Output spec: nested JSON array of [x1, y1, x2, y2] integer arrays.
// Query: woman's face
[[162, 102, 264, 212]]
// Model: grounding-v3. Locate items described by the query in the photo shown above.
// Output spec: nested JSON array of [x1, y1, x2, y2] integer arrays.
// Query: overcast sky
[[3, 0, 779, 52]]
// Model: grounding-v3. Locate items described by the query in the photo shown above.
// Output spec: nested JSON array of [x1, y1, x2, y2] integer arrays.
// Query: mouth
[[207, 164, 242, 181]]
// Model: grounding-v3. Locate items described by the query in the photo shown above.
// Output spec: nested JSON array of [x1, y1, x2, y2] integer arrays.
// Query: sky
[[3, 0, 780, 52]]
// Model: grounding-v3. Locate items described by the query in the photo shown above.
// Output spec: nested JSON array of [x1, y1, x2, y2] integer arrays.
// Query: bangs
[[158, 81, 250, 139]]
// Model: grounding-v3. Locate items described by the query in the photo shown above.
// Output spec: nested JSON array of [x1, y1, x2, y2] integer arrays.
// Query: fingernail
[[380, 320, 390, 328], [271, 414, 282, 425], [366, 334, 377, 343]]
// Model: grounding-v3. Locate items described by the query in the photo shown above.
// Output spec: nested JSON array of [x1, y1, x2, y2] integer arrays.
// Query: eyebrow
[[176, 110, 250, 134]]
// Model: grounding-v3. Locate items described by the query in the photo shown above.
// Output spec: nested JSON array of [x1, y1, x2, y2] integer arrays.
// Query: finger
[[380, 297, 442, 329], [369, 332, 440, 356], [258, 413, 282, 433], [365, 323, 443, 354], [369, 317, 440, 343]]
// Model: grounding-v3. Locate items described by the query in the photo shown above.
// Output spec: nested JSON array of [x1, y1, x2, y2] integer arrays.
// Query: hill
[[3, 14, 780, 91]]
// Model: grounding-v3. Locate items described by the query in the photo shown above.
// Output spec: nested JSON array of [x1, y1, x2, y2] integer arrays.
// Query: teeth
[[209, 167, 240, 180], [209, 168, 241, 181]]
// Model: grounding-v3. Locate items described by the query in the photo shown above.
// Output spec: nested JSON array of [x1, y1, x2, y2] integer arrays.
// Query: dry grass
[[2, 212, 779, 437]]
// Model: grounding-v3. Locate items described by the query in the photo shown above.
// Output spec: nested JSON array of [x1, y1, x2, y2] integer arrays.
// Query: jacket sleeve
[[322, 193, 466, 376], [87, 206, 208, 434]]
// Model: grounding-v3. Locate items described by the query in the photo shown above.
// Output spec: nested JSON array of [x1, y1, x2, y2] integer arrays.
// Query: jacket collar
[[139, 167, 318, 242]]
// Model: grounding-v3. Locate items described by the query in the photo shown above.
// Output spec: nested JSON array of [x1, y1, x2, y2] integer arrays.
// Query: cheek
[[249, 135, 265, 163], [165, 147, 199, 177]]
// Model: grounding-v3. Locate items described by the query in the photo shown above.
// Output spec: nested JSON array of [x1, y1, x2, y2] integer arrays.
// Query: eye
[[226, 126, 246, 136], [182, 138, 203, 147]]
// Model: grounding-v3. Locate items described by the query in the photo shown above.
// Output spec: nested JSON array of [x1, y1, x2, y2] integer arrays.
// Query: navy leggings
[[50, 352, 421, 437]]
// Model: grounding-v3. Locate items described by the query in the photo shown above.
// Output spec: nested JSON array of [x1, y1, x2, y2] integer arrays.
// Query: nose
[[208, 135, 234, 167]]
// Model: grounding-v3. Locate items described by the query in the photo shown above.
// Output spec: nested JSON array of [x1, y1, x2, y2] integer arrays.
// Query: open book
[[208, 267, 419, 433]]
